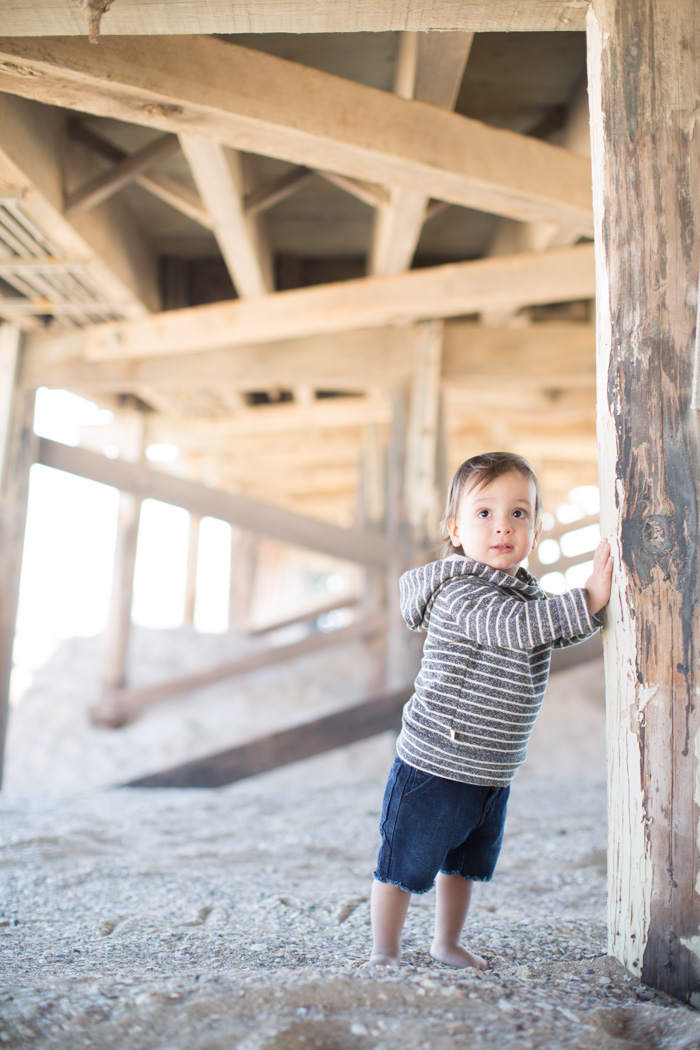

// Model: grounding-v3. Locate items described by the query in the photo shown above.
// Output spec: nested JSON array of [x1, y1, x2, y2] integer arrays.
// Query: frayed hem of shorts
[[439, 869, 493, 883], [373, 873, 433, 895]]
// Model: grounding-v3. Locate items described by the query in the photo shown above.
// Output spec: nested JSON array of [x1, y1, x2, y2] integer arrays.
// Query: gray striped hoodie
[[396, 555, 599, 787]]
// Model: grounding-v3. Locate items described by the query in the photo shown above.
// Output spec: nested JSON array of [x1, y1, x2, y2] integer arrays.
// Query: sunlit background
[[12, 387, 600, 705]]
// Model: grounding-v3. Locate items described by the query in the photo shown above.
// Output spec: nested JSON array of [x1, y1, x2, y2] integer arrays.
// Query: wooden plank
[[370, 31, 473, 276], [36, 437, 392, 567], [123, 682, 410, 789], [180, 137, 273, 298], [0, 93, 158, 318], [588, 0, 700, 1003], [22, 245, 596, 365], [64, 133, 179, 218], [0, 378, 37, 788], [93, 617, 384, 728], [0, 2, 589, 35], [0, 36, 594, 233]]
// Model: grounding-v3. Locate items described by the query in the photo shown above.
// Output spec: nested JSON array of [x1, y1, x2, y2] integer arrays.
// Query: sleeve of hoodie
[[438, 578, 598, 651]]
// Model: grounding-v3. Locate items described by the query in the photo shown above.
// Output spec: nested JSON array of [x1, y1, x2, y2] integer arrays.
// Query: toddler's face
[[447, 471, 541, 576]]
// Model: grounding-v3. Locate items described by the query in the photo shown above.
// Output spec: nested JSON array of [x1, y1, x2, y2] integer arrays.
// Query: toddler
[[367, 451, 612, 968]]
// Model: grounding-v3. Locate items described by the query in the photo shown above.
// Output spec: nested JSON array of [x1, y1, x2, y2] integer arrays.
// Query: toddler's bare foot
[[364, 952, 401, 968], [430, 942, 489, 970]]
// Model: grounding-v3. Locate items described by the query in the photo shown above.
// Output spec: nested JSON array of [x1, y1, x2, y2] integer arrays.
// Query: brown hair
[[439, 451, 543, 558]]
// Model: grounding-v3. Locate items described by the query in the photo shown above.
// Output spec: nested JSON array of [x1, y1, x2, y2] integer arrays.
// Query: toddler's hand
[[585, 538, 613, 616]]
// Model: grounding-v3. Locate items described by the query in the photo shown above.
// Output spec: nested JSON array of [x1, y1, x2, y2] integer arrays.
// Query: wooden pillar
[[385, 388, 423, 690], [100, 412, 145, 693], [588, 0, 700, 1002], [405, 320, 444, 550], [0, 325, 37, 788], [360, 422, 388, 692], [228, 526, 258, 632], [184, 513, 201, 623]]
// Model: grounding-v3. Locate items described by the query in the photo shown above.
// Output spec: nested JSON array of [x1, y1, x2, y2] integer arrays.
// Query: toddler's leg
[[430, 873, 488, 969], [366, 879, 411, 967]]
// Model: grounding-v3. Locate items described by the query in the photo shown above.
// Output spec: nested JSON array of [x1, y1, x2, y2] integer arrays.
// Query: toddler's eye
[[512, 509, 526, 518], [477, 509, 490, 518]]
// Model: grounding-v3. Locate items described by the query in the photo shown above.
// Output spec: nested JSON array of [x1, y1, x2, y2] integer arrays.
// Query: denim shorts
[[373, 756, 510, 894]]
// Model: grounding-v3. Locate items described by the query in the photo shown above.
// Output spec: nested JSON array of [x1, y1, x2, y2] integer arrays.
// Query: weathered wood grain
[[588, 0, 700, 1004], [0, 1, 589, 37]]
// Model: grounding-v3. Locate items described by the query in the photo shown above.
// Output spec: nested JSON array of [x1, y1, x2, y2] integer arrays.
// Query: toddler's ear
[[532, 522, 543, 550]]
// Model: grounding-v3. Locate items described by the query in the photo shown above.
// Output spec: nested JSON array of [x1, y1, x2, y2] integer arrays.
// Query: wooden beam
[[124, 681, 409, 789], [443, 320, 596, 387], [179, 137, 273, 298], [588, 0, 700, 1003], [82, 398, 390, 448], [0, 37, 594, 234], [93, 617, 383, 728], [0, 94, 158, 318], [21, 320, 594, 396], [64, 133, 179, 218], [0, 2, 590, 36], [69, 121, 212, 229], [370, 31, 473, 276], [36, 437, 391, 567], [316, 171, 389, 209], [245, 166, 316, 218], [247, 594, 359, 637], [22, 246, 596, 365], [483, 81, 592, 326], [20, 325, 416, 392]]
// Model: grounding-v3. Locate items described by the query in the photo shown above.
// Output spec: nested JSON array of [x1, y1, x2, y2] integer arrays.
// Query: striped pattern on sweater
[[396, 556, 598, 787]]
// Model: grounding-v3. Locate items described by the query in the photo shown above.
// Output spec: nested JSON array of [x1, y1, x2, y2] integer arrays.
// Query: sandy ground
[[2, 628, 700, 1049]]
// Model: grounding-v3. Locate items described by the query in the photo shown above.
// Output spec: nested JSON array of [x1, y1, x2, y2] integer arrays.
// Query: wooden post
[[0, 325, 37, 788], [229, 526, 258, 632], [184, 513, 201, 623], [100, 412, 145, 693], [588, 0, 700, 1002], [405, 320, 443, 549], [360, 422, 388, 692], [385, 387, 423, 689]]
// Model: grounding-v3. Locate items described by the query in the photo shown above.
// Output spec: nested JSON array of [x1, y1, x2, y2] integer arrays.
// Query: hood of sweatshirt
[[399, 555, 544, 632]]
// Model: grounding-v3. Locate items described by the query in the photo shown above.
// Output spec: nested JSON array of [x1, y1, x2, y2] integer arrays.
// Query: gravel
[[2, 633, 699, 1049]]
